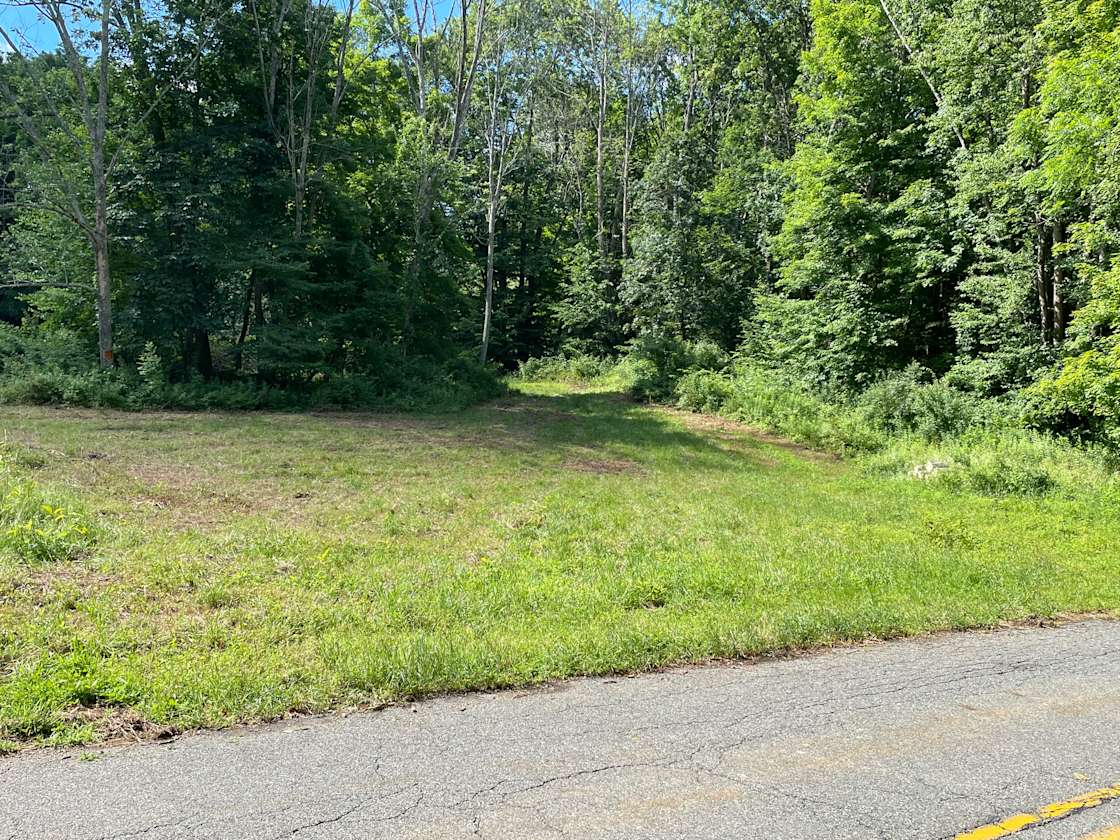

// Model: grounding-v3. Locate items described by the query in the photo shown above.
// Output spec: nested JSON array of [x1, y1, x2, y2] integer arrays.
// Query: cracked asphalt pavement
[[3, 619, 1119, 839]]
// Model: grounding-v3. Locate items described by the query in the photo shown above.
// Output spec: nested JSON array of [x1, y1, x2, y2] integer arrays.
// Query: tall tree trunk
[[1036, 217, 1053, 345], [93, 0, 113, 368], [621, 111, 632, 259], [93, 222, 113, 368], [481, 205, 497, 364], [1052, 221, 1067, 343], [518, 98, 533, 287], [621, 0, 634, 260], [595, 20, 609, 264], [194, 328, 214, 379]]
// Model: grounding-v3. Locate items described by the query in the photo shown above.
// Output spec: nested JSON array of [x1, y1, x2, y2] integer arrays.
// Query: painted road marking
[[956, 784, 1120, 840], [1081, 827, 1120, 840]]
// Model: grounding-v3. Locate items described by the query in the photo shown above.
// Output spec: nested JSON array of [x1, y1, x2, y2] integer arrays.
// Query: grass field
[[1, 381, 1118, 751]]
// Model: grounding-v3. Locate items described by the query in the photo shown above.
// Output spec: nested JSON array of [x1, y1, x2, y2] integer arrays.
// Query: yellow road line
[[1081, 826, 1120, 840], [956, 784, 1120, 840]]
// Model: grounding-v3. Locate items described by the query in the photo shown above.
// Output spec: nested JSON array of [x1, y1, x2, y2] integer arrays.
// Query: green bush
[[666, 357, 1118, 499], [675, 370, 736, 413], [953, 453, 1056, 497], [0, 325, 91, 376], [855, 366, 992, 442], [1024, 344, 1120, 446], [516, 354, 615, 382], [715, 366, 887, 452], [624, 335, 730, 401], [0, 351, 504, 414], [0, 367, 134, 409], [671, 359, 1012, 453]]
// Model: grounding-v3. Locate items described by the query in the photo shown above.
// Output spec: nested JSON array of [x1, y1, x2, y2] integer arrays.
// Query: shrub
[[0, 352, 504, 414], [855, 366, 989, 441], [713, 366, 887, 452], [624, 335, 730, 401], [0, 324, 91, 376], [0, 367, 134, 410], [1024, 344, 1120, 446], [516, 354, 615, 382], [668, 360, 1112, 499], [955, 454, 1056, 497], [675, 370, 736, 413], [137, 342, 168, 400]]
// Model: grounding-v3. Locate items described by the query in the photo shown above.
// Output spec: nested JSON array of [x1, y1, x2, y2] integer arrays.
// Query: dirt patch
[[125, 461, 209, 490], [662, 407, 840, 464], [564, 457, 640, 475], [62, 705, 177, 745], [118, 461, 312, 529], [2, 565, 114, 605]]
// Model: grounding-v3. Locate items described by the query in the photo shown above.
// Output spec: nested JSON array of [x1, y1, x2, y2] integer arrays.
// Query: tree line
[[0, 0, 1117, 434]]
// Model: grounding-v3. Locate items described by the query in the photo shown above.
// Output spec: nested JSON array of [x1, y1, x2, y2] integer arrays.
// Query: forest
[[0, 0, 1118, 440]]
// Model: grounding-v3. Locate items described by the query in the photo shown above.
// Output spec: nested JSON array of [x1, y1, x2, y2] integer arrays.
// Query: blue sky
[[0, 0, 460, 56], [0, 3, 61, 52]]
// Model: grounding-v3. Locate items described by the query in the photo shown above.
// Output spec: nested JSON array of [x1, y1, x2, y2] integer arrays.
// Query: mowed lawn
[[1, 382, 1118, 750]]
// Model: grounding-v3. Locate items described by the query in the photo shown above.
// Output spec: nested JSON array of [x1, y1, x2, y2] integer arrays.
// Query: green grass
[[1, 381, 1118, 750]]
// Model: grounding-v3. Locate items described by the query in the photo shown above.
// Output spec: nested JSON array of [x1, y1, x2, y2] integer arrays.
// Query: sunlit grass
[[1, 382, 1117, 750]]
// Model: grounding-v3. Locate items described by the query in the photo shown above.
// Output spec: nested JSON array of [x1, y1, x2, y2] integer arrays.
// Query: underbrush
[[515, 337, 728, 397], [673, 362, 1119, 499], [516, 354, 618, 383], [517, 339, 1119, 500], [863, 432, 1117, 499], [0, 338, 504, 413]]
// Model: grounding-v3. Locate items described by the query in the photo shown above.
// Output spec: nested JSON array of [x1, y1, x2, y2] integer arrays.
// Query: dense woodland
[[0, 0, 1118, 436]]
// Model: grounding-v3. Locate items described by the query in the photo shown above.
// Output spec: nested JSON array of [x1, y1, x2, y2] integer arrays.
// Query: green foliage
[[675, 369, 737, 413], [0, 342, 504, 413], [623, 335, 729, 401], [136, 342, 167, 399], [673, 364, 888, 452], [1019, 1, 1120, 444], [0, 367, 135, 410], [854, 366, 997, 442], [1025, 342, 1120, 445], [948, 452, 1056, 497], [516, 354, 616, 382], [552, 247, 623, 357], [669, 355, 1117, 498]]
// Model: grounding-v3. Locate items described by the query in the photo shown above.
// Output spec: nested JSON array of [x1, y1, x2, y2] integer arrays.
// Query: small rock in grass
[[910, 460, 952, 479]]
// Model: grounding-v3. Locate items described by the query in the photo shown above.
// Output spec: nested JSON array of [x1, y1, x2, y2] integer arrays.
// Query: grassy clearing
[[1, 381, 1118, 751]]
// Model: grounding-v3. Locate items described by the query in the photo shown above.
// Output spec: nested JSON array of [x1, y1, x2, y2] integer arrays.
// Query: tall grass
[[674, 363, 1119, 499], [518, 342, 1119, 500]]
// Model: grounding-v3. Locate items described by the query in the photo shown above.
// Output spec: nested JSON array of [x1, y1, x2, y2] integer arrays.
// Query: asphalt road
[[3, 620, 1119, 840]]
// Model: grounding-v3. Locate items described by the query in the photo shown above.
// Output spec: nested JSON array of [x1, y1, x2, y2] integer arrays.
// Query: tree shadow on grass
[[5, 390, 817, 481], [454, 389, 805, 474]]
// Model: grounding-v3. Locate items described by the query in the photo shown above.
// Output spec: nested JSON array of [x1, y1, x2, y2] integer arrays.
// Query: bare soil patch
[[564, 457, 640, 474], [62, 705, 177, 745]]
